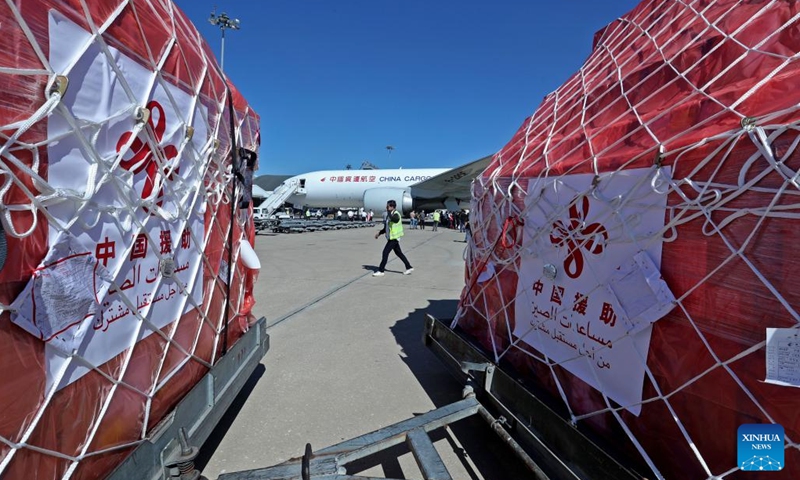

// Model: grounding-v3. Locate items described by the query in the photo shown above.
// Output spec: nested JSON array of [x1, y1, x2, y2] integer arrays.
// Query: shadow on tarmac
[[363, 299, 534, 480], [196, 364, 266, 474], [361, 264, 404, 274]]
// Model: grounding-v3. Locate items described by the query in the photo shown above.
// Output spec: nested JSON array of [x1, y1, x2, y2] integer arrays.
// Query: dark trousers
[[379, 239, 412, 272]]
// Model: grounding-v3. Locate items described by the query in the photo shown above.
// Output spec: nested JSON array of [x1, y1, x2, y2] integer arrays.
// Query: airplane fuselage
[[284, 168, 449, 209]]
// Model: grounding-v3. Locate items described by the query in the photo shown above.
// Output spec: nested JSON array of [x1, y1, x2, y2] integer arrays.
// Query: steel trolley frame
[[217, 315, 644, 480]]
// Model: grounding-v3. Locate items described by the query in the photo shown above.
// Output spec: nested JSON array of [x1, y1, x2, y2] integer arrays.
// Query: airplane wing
[[408, 154, 493, 207]]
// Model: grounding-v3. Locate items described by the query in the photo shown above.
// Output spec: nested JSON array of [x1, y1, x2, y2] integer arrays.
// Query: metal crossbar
[[217, 397, 481, 480], [217, 392, 547, 480]]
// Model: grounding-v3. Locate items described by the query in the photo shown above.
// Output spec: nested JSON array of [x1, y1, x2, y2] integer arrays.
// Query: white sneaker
[[404, 268, 414, 275], [372, 271, 385, 277]]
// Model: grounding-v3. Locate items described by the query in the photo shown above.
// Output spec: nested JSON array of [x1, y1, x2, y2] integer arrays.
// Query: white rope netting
[[455, 1, 800, 478], [0, 0, 259, 478]]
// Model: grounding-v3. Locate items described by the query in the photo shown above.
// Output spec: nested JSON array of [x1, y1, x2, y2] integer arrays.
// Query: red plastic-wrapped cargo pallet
[[0, 1, 260, 478], [455, 1, 800, 478]]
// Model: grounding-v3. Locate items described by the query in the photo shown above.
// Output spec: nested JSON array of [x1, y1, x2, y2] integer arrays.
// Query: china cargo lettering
[[378, 175, 433, 182]]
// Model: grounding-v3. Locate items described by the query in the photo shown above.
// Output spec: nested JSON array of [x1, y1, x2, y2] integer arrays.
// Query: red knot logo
[[549, 196, 608, 279], [117, 100, 179, 205]]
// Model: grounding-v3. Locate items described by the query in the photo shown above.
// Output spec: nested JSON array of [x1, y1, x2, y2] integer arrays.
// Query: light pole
[[386, 145, 395, 162], [208, 10, 240, 73]]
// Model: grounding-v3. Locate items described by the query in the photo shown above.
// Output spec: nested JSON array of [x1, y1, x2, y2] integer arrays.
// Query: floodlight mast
[[208, 9, 240, 73]]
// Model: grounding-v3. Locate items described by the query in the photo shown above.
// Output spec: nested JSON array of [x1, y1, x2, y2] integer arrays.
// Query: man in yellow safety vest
[[372, 200, 413, 277]]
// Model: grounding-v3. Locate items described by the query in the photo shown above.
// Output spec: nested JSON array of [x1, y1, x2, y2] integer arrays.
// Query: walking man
[[373, 200, 413, 277]]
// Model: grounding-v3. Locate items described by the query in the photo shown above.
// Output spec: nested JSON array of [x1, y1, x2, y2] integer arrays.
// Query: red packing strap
[[459, 215, 523, 306], [501, 216, 523, 250]]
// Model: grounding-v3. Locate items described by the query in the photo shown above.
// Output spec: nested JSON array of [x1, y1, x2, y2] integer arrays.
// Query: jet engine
[[363, 188, 413, 215]]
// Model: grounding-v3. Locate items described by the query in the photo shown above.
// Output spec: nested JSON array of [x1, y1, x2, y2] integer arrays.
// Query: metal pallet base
[[107, 317, 270, 480], [423, 315, 643, 480]]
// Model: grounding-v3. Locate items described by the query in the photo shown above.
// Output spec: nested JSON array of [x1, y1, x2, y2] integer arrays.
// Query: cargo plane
[[270, 155, 493, 215]]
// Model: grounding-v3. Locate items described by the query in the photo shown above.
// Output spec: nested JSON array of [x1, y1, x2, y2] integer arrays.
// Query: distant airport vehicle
[[253, 207, 268, 220], [265, 155, 493, 215]]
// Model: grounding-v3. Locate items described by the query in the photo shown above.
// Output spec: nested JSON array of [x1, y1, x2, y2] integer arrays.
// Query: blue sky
[[175, 0, 641, 176]]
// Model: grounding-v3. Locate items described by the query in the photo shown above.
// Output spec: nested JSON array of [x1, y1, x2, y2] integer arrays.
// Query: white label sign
[[766, 328, 800, 388], [11, 12, 209, 391], [513, 168, 672, 415]]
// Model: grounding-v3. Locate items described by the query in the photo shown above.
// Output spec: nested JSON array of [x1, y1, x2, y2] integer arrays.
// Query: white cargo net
[[454, 1, 800, 478], [0, 1, 257, 478]]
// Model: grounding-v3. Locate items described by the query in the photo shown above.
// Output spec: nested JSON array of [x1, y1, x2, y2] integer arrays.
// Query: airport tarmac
[[199, 223, 530, 479]]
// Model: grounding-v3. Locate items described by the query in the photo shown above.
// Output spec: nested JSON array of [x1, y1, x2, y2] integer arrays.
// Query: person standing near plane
[[432, 210, 440, 231], [372, 200, 413, 277], [419, 210, 426, 230]]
